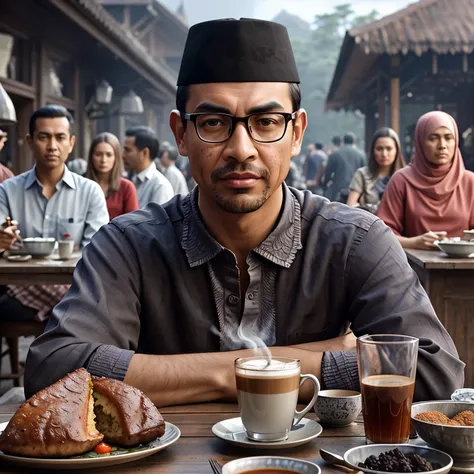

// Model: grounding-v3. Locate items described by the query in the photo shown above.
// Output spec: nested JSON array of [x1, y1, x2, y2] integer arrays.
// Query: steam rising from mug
[[210, 322, 272, 364]]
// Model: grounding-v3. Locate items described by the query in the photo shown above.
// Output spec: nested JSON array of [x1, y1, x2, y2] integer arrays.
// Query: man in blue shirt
[[0, 105, 109, 322]]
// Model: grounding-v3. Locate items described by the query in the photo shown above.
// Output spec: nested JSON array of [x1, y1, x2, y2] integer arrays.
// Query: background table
[[405, 249, 474, 387], [0, 402, 368, 473], [0, 252, 81, 285]]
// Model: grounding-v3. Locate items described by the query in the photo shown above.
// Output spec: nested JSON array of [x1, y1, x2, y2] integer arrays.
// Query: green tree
[[282, 4, 379, 150]]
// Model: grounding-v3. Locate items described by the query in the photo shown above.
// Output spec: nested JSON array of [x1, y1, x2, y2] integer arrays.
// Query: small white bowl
[[435, 240, 474, 258]]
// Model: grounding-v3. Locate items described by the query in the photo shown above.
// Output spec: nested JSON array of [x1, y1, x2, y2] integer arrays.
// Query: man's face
[[0, 135, 7, 152], [27, 117, 75, 170], [123, 136, 141, 171], [160, 151, 172, 168], [171, 82, 306, 214]]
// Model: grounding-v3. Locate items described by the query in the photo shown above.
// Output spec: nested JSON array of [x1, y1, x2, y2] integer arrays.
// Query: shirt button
[[227, 295, 239, 306], [247, 292, 254, 300]]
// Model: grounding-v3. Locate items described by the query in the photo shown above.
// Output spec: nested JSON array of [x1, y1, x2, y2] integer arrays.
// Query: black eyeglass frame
[[181, 111, 298, 144]]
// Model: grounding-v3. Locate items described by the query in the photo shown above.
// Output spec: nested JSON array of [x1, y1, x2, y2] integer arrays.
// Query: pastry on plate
[[0, 368, 103, 457], [92, 376, 165, 447]]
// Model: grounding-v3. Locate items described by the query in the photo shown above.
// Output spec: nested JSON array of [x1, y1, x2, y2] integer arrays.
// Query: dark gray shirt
[[25, 185, 464, 401], [324, 146, 366, 202]]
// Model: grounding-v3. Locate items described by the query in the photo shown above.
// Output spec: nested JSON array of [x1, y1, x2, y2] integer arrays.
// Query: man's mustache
[[211, 163, 270, 182]]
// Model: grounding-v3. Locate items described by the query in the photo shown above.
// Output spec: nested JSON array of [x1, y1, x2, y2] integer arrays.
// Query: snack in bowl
[[358, 448, 441, 472], [412, 401, 474, 470], [0, 368, 166, 458], [415, 409, 474, 426]]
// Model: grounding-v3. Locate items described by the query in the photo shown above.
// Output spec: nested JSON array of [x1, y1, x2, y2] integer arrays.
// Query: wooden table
[[0, 402, 373, 473], [0, 252, 81, 285], [405, 249, 474, 387]]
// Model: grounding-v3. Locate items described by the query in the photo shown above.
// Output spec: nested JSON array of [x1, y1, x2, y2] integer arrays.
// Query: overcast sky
[[161, 0, 413, 25]]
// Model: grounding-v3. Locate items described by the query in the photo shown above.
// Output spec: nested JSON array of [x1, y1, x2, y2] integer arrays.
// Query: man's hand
[[0, 224, 18, 252]]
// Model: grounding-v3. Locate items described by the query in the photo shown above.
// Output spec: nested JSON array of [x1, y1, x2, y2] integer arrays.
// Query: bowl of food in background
[[21, 237, 56, 258], [412, 401, 474, 470], [435, 238, 474, 258]]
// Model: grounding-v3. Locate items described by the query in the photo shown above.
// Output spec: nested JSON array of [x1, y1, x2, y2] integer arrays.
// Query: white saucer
[[212, 417, 322, 449]]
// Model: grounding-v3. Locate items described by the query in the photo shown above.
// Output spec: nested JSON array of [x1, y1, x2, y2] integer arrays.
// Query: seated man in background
[[25, 20, 463, 406], [123, 126, 173, 208], [0, 105, 109, 322]]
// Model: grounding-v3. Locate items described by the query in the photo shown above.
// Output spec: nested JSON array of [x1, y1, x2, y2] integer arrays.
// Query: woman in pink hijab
[[377, 111, 474, 249]]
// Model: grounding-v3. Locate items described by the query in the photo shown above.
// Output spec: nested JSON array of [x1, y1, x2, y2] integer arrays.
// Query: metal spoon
[[320, 449, 357, 470]]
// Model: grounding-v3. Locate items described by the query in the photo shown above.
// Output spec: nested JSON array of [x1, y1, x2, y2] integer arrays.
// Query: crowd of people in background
[[0, 104, 193, 324], [288, 109, 474, 250], [1, 102, 474, 325]]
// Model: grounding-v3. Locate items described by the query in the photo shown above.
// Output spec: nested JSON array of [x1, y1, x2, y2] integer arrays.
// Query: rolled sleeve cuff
[[86, 345, 135, 380], [321, 350, 360, 391]]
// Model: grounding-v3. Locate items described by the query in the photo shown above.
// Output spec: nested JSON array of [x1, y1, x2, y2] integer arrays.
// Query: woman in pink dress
[[378, 111, 474, 249]]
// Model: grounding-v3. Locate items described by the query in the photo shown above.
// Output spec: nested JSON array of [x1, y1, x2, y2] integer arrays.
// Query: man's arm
[[124, 333, 356, 407], [321, 154, 337, 188], [347, 218, 464, 401], [81, 182, 109, 247]]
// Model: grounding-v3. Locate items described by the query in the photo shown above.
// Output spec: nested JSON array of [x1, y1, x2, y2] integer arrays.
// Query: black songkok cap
[[177, 18, 300, 86]]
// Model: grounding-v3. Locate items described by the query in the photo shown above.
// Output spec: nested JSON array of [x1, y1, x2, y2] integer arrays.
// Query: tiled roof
[[350, 0, 474, 56], [326, 0, 474, 110]]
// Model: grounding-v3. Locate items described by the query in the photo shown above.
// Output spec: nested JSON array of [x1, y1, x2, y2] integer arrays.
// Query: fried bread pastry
[[452, 410, 474, 426], [92, 376, 165, 447], [415, 411, 453, 425], [0, 368, 103, 457]]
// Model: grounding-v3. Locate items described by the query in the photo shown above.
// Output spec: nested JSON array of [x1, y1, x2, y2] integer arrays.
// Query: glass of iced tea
[[357, 334, 419, 444]]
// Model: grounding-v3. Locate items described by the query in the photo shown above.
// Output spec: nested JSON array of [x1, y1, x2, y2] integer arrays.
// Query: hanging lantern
[[119, 90, 144, 115], [0, 82, 16, 125]]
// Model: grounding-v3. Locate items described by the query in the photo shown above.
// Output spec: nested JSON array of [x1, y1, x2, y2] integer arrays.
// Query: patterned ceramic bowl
[[314, 389, 362, 426]]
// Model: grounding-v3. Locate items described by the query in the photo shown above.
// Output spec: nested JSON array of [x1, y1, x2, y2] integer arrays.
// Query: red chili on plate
[[94, 442, 112, 455]]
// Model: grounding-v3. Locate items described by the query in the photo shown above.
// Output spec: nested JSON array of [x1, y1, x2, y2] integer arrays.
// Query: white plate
[[212, 417, 322, 449], [0, 421, 180, 470]]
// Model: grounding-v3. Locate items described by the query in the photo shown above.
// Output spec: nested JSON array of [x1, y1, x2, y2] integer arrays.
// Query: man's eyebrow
[[193, 101, 286, 115], [247, 101, 285, 114], [194, 102, 231, 113]]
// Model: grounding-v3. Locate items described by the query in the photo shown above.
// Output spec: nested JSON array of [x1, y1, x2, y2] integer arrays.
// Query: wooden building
[[0, 0, 187, 174], [325, 0, 474, 164]]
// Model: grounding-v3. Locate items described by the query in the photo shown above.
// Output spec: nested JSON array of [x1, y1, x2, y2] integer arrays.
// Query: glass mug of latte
[[357, 334, 419, 444], [235, 357, 320, 442]]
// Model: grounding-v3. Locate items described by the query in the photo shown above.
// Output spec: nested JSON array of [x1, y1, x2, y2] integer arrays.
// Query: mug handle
[[293, 373, 320, 426]]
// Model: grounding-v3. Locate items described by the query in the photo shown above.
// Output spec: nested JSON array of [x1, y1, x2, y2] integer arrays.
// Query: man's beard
[[211, 163, 270, 214]]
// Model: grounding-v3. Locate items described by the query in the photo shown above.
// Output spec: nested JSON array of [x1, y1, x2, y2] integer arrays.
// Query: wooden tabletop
[[0, 252, 81, 285], [405, 248, 474, 270], [0, 402, 371, 474]]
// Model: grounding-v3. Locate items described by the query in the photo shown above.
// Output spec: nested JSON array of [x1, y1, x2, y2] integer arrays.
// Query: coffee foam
[[236, 359, 300, 377]]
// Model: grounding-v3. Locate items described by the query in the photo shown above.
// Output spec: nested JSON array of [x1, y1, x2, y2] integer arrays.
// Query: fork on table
[[209, 458, 223, 474]]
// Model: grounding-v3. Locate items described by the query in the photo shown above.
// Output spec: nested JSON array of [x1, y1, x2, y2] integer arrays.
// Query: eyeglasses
[[181, 112, 297, 144]]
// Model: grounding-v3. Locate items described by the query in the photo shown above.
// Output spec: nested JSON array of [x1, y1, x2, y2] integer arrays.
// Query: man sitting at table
[[25, 20, 463, 404], [0, 105, 109, 322]]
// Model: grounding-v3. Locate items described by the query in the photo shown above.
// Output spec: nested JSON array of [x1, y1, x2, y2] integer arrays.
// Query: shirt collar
[[136, 162, 157, 183], [181, 183, 302, 269], [24, 165, 76, 190]]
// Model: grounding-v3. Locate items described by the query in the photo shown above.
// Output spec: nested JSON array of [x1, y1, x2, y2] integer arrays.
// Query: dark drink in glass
[[357, 335, 418, 444]]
